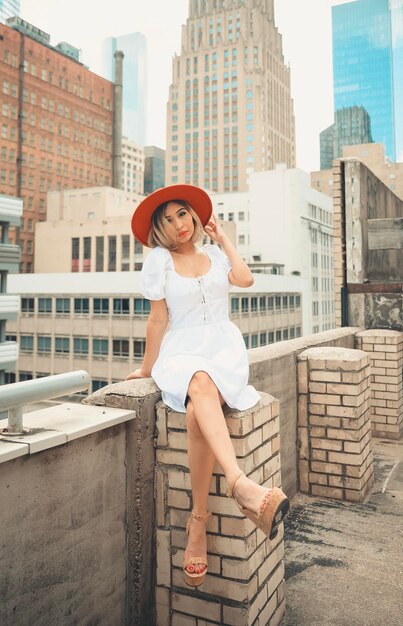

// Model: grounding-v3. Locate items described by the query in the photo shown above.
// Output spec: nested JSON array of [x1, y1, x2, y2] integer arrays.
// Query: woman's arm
[[205, 214, 254, 288], [126, 299, 169, 379]]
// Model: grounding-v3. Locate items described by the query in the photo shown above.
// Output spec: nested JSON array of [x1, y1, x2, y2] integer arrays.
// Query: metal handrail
[[0, 370, 91, 435]]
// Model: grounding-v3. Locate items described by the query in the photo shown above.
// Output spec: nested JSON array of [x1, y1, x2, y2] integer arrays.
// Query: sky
[[20, 0, 349, 173]]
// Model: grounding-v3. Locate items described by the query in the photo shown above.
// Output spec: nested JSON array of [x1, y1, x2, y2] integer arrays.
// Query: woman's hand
[[204, 212, 226, 245], [125, 368, 150, 380]]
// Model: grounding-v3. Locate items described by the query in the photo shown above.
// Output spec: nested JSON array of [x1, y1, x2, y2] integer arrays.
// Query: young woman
[[127, 184, 289, 587]]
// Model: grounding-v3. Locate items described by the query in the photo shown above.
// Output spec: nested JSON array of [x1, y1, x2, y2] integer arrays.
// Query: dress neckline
[[168, 245, 213, 279]]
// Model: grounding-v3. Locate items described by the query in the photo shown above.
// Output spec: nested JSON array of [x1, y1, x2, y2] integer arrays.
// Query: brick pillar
[[297, 347, 374, 502], [155, 392, 286, 626], [356, 329, 403, 440]]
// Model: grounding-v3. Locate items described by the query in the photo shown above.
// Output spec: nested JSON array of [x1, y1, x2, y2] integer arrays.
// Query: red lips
[[178, 231, 188, 237]]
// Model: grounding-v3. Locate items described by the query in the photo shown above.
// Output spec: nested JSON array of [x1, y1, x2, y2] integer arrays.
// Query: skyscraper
[[320, 106, 373, 169], [0, 0, 20, 22], [166, 0, 295, 193], [332, 0, 403, 162], [102, 32, 147, 146]]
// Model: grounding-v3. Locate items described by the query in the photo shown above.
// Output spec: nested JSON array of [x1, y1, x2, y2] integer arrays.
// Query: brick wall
[[297, 346, 374, 502], [155, 392, 286, 626], [356, 330, 403, 439]]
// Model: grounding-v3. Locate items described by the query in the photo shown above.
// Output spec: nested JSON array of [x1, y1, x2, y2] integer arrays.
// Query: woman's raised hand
[[125, 368, 150, 380], [204, 212, 226, 245]]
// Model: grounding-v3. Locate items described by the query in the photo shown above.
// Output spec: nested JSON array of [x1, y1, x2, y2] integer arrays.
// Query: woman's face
[[163, 202, 195, 243]]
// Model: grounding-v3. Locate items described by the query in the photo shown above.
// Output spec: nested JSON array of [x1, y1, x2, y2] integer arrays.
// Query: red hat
[[131, 184, 213, 247]]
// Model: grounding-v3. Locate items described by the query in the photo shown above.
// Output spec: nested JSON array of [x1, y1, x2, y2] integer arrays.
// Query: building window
[[133, 339, 146, 358], [108, 236, 116, 271], [268, 297, 274, 311], [251, 334, 258, 348], [92, 380, 108, 392], [55, 337, 70, 353], [251, 297, 257, 313], [243, 334, 249, 348], [260, 332, 267, 345], [96, 236, 104, 272], [21, 298, 34, 313], [56, 298, 70, 314], [19, 372, 33, 381], [133, 298, 150, 316], [113, 298, 130, 315], [74, 298, 89, 315], [231, 297, 239, 314], [83, 237, 91, 272], [38, 297, 52, 314], [71, 237, 80, 272], [94, 298, 109, 315], [37, 335, 52, 353], [259, 296, 266, 311], [20, 335, 34, 352], [113, 339, 129, 358], [241, 297, 249, 313], [275, 296, 281, 309], [276, 330, 282, 342], [268, 332, 274, 343], [74, 337, 89, 355], [93, 339, 108, 356], [121, 235, 130, 271]]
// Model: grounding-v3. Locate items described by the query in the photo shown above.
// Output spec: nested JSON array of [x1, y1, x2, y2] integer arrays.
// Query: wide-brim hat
[[131, 184, 213, 247]]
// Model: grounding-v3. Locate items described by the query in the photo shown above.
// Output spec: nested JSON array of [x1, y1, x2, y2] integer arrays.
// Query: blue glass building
[[102, 32, 147, 146], [0, 0, 20, 22], [332, 0, 403, 162]]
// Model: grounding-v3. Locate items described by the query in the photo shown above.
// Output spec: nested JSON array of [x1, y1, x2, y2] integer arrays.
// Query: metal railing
[[0, 370, 91, 435]]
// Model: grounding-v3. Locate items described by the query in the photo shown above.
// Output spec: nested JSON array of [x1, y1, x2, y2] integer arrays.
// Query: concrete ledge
[[0, 402, 136, 460]]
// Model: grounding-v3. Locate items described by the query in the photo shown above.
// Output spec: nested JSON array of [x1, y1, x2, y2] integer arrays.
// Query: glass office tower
[[102, 32, 147, 146], [0, 0, 20, 22], [332, 0, 403, 162]]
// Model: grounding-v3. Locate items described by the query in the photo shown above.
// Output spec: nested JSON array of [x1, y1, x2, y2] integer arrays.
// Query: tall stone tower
[[166, 0, 295, 193]]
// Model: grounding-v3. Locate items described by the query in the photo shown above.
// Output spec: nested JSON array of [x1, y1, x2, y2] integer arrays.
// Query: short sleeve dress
[[139, 243, 260, 413]]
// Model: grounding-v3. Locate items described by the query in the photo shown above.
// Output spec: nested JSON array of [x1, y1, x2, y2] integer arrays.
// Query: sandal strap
[[226, 471, 245, 497], [191, 510, 211, 522]]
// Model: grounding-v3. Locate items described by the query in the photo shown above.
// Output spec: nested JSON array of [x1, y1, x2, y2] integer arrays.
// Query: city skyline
[[20, 0, 350, 172]]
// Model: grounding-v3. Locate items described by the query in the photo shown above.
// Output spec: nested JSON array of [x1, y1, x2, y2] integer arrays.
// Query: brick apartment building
[[0, 18, 115, 272]]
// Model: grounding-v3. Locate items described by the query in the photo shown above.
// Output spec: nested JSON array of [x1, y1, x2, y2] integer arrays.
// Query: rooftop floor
[[283, 438, 403, 626]]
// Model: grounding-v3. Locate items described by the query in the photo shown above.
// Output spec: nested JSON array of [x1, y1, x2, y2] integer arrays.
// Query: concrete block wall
[[297, 346, 374, 502], [155, 392, 286, 626], [356, 329, 403, 440]]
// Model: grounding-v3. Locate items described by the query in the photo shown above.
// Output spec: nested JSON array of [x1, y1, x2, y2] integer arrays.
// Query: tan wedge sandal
[[183, 510, 212, 587], [227, 472, 289, 539]]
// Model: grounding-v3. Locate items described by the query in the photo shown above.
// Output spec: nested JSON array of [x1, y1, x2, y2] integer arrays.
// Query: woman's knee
[[188, 371, 217, 398]]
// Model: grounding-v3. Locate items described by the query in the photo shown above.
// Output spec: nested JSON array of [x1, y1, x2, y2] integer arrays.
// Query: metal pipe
[[7, 405, 23, 434], [112, 50, 124, 189], [0, 370, 91, 435]]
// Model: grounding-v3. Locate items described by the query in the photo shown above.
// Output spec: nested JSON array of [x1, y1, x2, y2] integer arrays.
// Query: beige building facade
[[311, 143, 403, 200], [122, 137, 145, 195], [35, 187, 144, 273], [7, 272, 304, 389], [166, 0, 295, 194]]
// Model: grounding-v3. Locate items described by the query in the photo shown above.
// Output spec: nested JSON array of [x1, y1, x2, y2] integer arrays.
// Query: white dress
[[139, 243, 261, 414]]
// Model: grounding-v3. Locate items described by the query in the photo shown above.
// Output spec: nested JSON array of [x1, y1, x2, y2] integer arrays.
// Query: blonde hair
[[147, 200, 205, 250]]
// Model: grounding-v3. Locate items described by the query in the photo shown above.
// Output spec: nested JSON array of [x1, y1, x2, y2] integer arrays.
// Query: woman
[[127, 184, 289, 587]]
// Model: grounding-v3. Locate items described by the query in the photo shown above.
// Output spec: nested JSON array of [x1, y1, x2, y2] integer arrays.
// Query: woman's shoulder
[[144, 245, 171, 264]]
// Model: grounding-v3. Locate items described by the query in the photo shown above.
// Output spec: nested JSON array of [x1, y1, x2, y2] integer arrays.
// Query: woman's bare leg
[[184, 398, 218, 575], [187, 371, 270, 515]]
